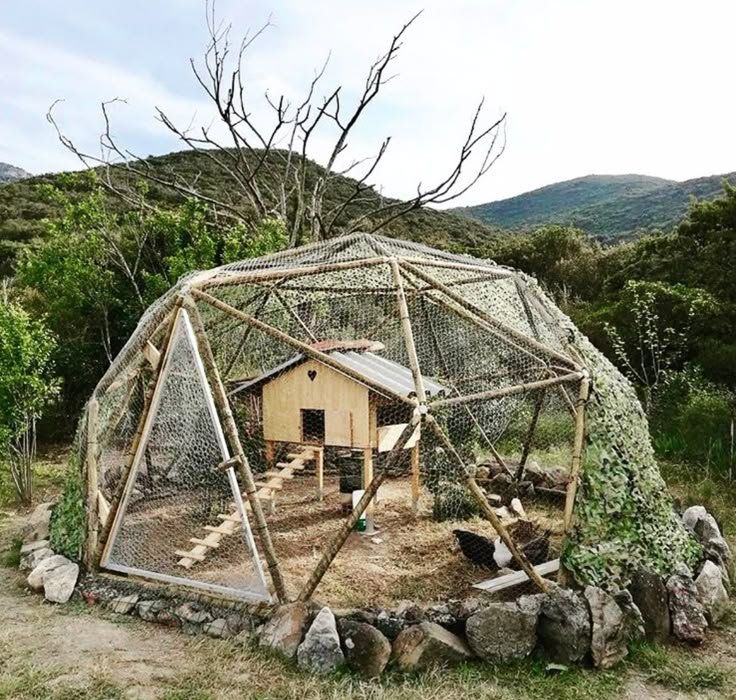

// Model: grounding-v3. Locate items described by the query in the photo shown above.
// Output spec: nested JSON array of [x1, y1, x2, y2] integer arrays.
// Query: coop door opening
[[302, 408, 326, 445], [100, 308, 271, 603]]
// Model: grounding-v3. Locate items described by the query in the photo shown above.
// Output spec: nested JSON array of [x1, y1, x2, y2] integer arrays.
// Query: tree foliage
[[0, 300, 59, 503]]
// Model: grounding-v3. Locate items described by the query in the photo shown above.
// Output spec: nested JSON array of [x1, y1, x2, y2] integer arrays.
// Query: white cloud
[[3, 0, 736, 205]]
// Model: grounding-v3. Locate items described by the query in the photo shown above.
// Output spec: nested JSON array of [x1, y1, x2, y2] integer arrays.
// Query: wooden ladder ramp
[[175, 446, 318, 569]]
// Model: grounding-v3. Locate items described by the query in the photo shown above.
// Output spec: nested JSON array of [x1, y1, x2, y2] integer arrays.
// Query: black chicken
[[453, 529, 499, 570], [510, 529, 552, 569]]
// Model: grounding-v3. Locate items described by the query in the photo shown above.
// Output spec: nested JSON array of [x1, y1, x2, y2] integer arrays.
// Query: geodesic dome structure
[[78, 233, 698, 606]]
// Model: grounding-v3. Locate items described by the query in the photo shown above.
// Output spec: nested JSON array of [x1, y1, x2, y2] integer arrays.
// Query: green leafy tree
[[0, 299, 59, 504]]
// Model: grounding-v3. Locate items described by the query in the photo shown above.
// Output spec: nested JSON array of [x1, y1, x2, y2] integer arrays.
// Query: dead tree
[[47, 4, 506, 247]]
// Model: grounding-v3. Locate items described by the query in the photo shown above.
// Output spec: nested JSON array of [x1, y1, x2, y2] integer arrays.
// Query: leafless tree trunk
[[48, 3, 506, 248], [9, 414, 36, 506]]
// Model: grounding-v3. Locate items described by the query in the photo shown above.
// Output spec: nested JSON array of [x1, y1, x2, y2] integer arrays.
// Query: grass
[[630, 642, 728, 692]]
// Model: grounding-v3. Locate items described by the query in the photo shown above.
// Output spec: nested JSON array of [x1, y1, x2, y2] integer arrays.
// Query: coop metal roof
[[230, 349, 448, 399]]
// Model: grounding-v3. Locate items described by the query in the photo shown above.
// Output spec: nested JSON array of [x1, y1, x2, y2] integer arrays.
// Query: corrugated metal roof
[[231, 350, 447, 399]]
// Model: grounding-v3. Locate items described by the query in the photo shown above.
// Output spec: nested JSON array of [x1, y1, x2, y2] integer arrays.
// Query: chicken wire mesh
[[84, 233, 584, 606]]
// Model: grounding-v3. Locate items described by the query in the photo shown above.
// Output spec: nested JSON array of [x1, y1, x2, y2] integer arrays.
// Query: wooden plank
[[255, 479, 284, 491], [377, 423, 421, 452], [264, 470, 294, 479], [143, 341, 161, 369], [217, 513, 242, 523], [472, 559, 560, 593], [175, 549, 206, 561], [204, 524, 237, 535], [189, 537, 220, 548], [97, 492, 110, 528]]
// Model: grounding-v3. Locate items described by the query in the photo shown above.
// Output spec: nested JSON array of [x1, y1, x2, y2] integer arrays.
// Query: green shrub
[[651, 368, 734, 478], [49, 458, 86, 561]]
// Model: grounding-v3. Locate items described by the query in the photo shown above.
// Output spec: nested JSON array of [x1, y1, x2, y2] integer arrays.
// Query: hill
[[0, 162, 31, 185], [0, 149, 500, 275], [454, 172, 736, 241]]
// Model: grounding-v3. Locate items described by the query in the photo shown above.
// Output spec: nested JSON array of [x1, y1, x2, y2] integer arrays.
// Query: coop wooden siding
[[262, 359, 371, 448]]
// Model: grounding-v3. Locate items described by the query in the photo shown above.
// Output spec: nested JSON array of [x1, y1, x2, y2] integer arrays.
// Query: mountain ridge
[[454, 171, 736, 241], [0, 162, 31, 185]]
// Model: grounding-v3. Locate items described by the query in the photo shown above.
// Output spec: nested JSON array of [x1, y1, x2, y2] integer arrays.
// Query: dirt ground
[[2, 459, 736, 700]]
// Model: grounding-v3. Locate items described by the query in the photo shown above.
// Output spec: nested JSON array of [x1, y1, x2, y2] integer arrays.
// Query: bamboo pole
[[400, 256, 513, 277], [515, 390, 546, 482], [182, 296, 288, 603], [84, 398, 99, 568], [410, 444, 420, 514], [192, 288, 416, 407], [297, 416, 420, 602], [198, 256, 389, 289], [563, 375, 591, 531], [424, 415, 550, 593], [94, 301, 182, 567], [272, 288, 318, 342], [400, 260, 582, 371], [390, 260, 427, 404], [431, 371, 585, 409]]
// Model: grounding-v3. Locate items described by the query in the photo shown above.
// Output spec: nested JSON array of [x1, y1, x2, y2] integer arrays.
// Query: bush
[[49, 458, 86, 561], [651, 368, 734, 478]]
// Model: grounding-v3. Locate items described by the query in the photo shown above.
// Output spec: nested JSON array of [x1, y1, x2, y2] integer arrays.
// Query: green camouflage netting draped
[[561, 326, 701, 587]]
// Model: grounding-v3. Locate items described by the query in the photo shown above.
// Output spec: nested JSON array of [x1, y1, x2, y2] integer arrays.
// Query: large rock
[[175, 602, 213, 635], [613, 590, 645, 643], [20, 539, 50, 555], [537, 586, 591, 664], [43, 562, 79, 603], [297, 607, 344, 674], [259, 602, 308, 659], [465, 596, 541, 662], [667, 565, 708, 644], [110, 594, 139, 615], [19, 546, 54, 572], [392, 622, 473, 672], [136, 599, 170, 622], [584, 586, 630, 669], [22, 502, 53, 542], [695, 560, 729, 624], [26, 554, 71, 592], [629, 568, 671, 643], [683, 505, 732, 563], [338, 619, 391, 678]]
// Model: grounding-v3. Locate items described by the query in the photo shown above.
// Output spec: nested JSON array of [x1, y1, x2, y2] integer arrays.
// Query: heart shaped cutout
[[307, 369, 317, 382]]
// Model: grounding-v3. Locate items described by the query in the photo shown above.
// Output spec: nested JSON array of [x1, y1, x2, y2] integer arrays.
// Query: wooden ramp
[[175, 446, 320, 569], [472, 558, 560, 593]]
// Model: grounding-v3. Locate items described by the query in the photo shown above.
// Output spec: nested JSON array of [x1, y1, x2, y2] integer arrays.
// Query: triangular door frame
[[100, 307, 271, 603]]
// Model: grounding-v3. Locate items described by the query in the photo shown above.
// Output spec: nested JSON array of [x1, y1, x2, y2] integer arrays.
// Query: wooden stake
[[362, 447, 375, 526], [315, 447, 324, 502], [84, 398, 99, 568], [424, 415, 550, 593], [192, 288, 416, 407], [410, 443, 420, 514], [563, 375, 591, 531], [182, 296, 288, 603], [95, 301, 182, 567], [516, 390, 546, 481], [298, 417, 420, 602]]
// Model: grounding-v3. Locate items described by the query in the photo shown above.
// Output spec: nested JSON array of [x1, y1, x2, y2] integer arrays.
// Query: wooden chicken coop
[[232, 340, 447, 522]]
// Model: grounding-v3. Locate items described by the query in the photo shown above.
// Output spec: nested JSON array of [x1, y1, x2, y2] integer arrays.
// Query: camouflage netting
[[74, 233, 697, 604]]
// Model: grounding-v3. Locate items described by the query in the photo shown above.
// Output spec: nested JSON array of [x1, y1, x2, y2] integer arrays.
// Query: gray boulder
[[136, 599, 169, 622], [20, 539, 50, 555], [27, 554, 71, 592], [175, 602, 213, 635], [537, 586, 591, 664], [22, 502, 53, 542], [584, 586, 630, 669], [667, 566, 708, 644], [683, 505, 731, 564], [19, 546, 54, 572], [629, 568, 671, 643], [259, 601, 308, 659], [465, 596, 541, 662], [297, 607, 344, 674], [204, 618, 234, 639], [613, 590, 645, 643], [695, 560, 729, 624], [338, 619, 391, 678], [43, 562, 79, 603], [110, 594, 139, 615], [392, 621, 473, 672]]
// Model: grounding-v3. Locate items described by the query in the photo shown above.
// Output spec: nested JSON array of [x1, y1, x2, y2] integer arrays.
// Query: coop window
[[301, 409, 325, 444]]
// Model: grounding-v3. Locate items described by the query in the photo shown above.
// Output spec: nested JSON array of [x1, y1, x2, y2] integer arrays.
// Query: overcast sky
[[2, 0, 735, 205]]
